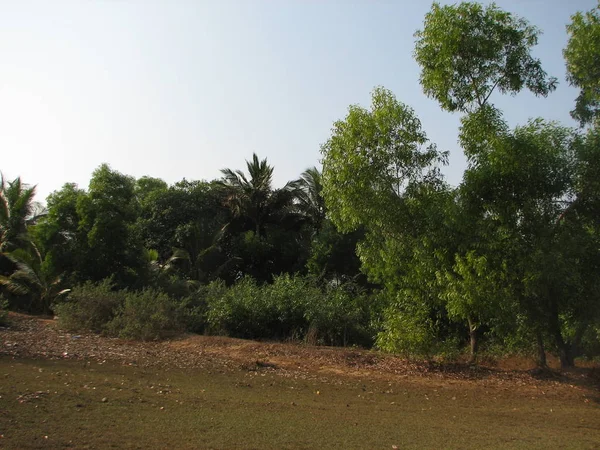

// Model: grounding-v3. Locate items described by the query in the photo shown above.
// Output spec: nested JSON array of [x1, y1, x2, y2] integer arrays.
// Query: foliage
[[321, 86, 446, 235], [414, 1, 557, 113], [204, 274, 377, 345], [106, 288, 187, 341], [54, 279, 124, 333], [0, 174, 44, 254], [564, 2, 600, 126], [75, 164, 146, 287]]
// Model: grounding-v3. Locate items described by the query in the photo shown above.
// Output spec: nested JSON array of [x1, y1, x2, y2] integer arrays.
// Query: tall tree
[[76, 164, 146, 287], [564, 1, 600, 126], [0, 175, 43, 255], [296, 167, 326, 232], [321, 87, 455, 355], [414, 1, 557, 114], [219, 153, 301, 238]]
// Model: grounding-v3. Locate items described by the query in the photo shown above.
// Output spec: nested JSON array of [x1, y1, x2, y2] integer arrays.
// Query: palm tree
[[218, 154, 301, 238], [0, 258, 69, 314], [0, 175, 45, 255], [296, 167, 326, 231], [0, 174, 55, 313]]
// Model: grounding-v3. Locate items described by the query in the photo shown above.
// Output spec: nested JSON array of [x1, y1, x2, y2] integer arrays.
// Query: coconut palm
[[0, 175, 45, 255], [218, 154, 302, 238], [0, 257, 69, 314], [296, 167, 326, 231]]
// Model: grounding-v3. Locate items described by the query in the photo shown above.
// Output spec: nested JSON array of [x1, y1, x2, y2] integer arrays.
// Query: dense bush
[[205, 277, 272, 338], [204, 274, 380, 346], [106, 288, 187, 340], [54, 279, 124, 333]]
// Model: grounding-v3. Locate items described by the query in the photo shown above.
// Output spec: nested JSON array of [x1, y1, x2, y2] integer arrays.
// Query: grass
[[0, 357, 599, 449]]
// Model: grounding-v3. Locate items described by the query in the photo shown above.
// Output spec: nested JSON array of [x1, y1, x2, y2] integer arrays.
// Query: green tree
[[76, 164, 146, 287], [218, 154, 309, 282], [414, 1, 557, 114], [296, 167, 326, 232], [219, 153, 301, 239], [461, 119, 600, 367], [35, 183, 86, 285], [321, 87, 454, 355], [564, 2, 600, 126], [0, 175, 44, 255]]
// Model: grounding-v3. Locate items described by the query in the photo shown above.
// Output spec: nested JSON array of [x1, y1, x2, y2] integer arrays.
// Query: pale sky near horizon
[[0, 0, 595, 203]]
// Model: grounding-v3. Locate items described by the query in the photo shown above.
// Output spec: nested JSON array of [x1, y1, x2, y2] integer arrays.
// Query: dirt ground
[[1, 313, 598, 397]]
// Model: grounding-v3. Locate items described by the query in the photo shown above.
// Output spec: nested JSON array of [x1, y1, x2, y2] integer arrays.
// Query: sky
[[0, 0, 595, 203]]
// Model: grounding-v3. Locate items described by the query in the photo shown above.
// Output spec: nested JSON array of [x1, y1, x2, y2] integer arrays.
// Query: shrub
[[204, 274, 380, 346], [54, 279, 124, 333], [205, 277, 272, 338], [106, 288, 187, 341]]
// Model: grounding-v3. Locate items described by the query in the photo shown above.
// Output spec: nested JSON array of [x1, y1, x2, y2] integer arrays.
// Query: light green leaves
[[415, 2, 557, 113], [321, 86, 446, 234], [564, 2, 600, 126]]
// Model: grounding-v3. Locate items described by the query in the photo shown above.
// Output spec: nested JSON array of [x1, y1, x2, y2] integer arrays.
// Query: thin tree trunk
[[536, 331, 547, 368], [548, 294, 574, 369], [554, 328, 574, 369], [468, 317, 478, 364]]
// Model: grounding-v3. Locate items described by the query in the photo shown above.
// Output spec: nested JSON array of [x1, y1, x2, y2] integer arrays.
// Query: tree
[[136, 179, 229, 262], [414, 1, 557, 114], [0, 175, 51, 311], [460, 119, 600, 367], [321, 87, 456, 355], [0, 175, 44, 255], [564, 2, 600, 126], [218, 154, 309, 282], [296, 167, 326, 232], [219, 153, 302, 238], [75, 164, 146, 287], [135, 176, 168, 208], [321, 87, 446, 235], [35, 183, 87, 285]]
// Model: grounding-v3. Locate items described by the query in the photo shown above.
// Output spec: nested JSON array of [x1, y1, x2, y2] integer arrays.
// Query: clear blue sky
[[0, 0, 594, 203]]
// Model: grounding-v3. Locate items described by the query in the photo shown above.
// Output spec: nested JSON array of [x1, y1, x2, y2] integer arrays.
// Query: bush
[[54, 279, 124, 333], [306, 283, 375, 346], [106, 288, 187, 341], [204, 274, 379, 346], [205, 277, 272, 338]]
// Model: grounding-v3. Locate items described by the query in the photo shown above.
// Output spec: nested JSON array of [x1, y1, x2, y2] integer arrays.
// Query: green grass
[[0, 357, 598, 449]]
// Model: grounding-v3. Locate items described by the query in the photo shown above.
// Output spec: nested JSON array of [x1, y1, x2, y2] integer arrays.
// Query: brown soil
[[1, 313, 598, 397]]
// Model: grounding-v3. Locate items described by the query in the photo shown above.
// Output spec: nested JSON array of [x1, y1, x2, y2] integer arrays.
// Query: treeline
[[2, 2, 600, 367]]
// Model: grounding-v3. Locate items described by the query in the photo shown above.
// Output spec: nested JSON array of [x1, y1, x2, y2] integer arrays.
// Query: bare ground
[[1, 313, 598, 399]]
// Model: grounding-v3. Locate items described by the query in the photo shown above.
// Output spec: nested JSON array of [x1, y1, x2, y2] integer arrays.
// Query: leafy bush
[[204, 274, 379, 346], [106, 288, 186, 341], [307, 283, 376, 346], [54, 279, 124, 333], [205, 277, 273, 338]]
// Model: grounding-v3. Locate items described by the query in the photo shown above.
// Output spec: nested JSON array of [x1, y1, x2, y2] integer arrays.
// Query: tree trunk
[[536, 331, 547, 368], [548, 295, 574, 369], [554, 328, 575, 369], [468, 318, 478, 364]]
